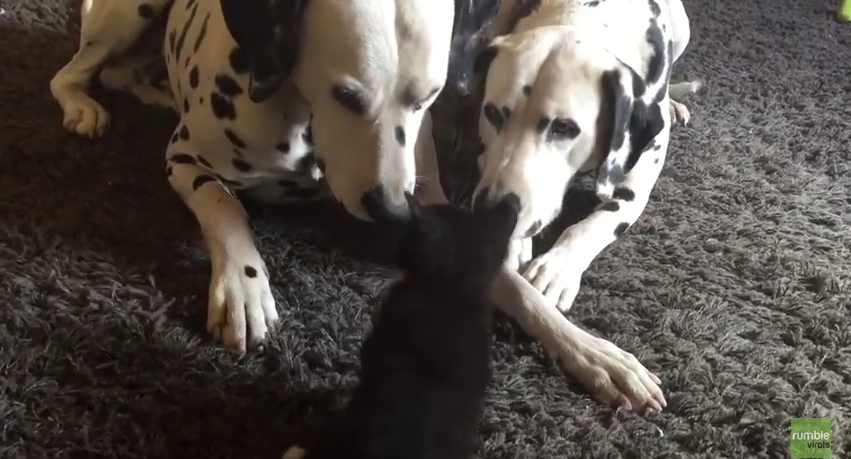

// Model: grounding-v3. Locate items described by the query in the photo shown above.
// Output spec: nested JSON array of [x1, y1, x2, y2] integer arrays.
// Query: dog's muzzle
[[361, 185, 411, 225]]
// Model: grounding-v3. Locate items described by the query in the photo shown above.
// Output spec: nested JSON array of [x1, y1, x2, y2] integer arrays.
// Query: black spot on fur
[[600, 201, 620, 212], [174, 1, 199, 64], [189, 66, 199, 89], [587, 0, 601, 6], [612, 187, 635, 201], [169, 153, 196, 165], [85, 40, 94, 47], [501, 106, 512, 120], [168, 30, 177, 57], [215, 74, 243, 97], [224, 129, 247, 149], [166, 165, 173, 177], [197, 156, 213, 169], [626, 101, 664, 171], [187, 0, 198, 9], [653, 157, 660, 164], [522, 85, 532, 96], [394, 126, 406, 146], [179, 125, 190, 141], [244, 266, 257, 278], [211, 93, 237, 120], [192, 175, 217, 191], [199, 96, 204, 105], [229, 46, 250, 74], [645, 23, 666, 85], [276, 142, 290, 153], [193, 13, 211, 54], [483, 103, 504, 131], [137, 4, 156, 18], [296, 195, 518, 459], [232, 158, 252, 172], [507, 0, 542, 31], [601, 70, 631, 153], [647, 0, 661, 16], [614, 222, 630, 236], [183, 98, 190, 113]]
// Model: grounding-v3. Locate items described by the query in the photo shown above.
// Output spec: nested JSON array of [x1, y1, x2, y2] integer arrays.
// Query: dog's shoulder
[[162, 0, 319, 190]]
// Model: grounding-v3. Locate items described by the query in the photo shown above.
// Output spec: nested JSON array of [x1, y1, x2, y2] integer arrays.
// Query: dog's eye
[[548, 118, 581, 141], [331, 85, 367, 115]]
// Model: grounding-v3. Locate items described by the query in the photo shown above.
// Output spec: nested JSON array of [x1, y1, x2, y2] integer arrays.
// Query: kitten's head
[[395, 193, 520, 289]]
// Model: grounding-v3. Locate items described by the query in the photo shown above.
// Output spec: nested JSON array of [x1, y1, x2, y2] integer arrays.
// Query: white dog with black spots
[[49, 0, 697, 413]]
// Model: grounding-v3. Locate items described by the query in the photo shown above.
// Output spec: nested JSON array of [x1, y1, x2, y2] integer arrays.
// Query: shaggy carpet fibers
[[1, 0, 850, 458]]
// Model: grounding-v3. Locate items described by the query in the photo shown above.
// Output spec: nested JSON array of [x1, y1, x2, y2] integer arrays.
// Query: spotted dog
[[465, 0, 699, 409], [49, 0, 498, 349], [50, 0, 676, 412]]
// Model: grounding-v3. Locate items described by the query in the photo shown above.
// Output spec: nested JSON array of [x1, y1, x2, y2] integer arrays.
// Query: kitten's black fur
[[287, 193, 520, 459]]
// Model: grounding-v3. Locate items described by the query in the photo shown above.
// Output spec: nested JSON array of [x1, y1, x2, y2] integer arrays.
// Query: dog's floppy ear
[[595, 64, 647, 198], [405, 193, 425, 222], [446, 0, 502, 95], [220, 0, 308, 103], [473, 43, 500, 76]]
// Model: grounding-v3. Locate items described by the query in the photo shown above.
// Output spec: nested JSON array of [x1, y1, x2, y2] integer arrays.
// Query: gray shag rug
[[1, 0, 850, 458]]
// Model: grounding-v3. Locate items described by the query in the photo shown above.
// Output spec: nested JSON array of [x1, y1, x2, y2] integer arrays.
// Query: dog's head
[[394, 192, 518, 289], [469, 26, 662, 239], [220, 0, 462, 222]]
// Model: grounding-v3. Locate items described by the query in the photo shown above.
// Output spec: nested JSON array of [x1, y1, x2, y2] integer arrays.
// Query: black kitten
[[284, 193, 520, 459]]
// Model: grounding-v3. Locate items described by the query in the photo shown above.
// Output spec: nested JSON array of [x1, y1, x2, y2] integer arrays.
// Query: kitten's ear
[[405, 193, 424, 221]]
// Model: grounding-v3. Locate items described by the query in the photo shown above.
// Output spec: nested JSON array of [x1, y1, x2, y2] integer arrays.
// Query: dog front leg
[[497, 124, 672, 411], [50, 0, 171, 137], [166, 140, 278, 353], [490, 269, 666, 412]]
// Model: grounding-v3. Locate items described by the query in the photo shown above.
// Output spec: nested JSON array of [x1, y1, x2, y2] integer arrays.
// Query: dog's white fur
[[469, 0, 700, 410], [49, 0, 694, 413], [51, 0, 454, 352]]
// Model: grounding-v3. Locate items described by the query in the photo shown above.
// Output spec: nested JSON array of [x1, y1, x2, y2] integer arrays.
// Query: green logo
[[791, 418, 831, 458]]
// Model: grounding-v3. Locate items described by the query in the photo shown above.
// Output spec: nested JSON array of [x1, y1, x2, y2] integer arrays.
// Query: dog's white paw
[[506, 237, 534, 273], [207, 251, 278, 353], [53, 85, 111, 138], [669, 99, 691, 125], [522, 247, 582, 313], [283, 446, 306, 459], [561, 334, 666, 413]]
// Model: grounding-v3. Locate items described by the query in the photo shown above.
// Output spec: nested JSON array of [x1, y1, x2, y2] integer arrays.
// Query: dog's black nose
[[361, 184, 411, 224]]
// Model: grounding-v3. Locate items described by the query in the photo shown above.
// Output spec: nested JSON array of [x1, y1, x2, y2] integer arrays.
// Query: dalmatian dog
[[466, 0, 701, 407], [50, 0, 676, 412]]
